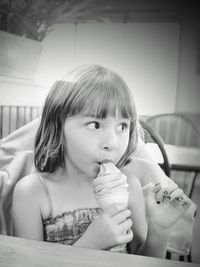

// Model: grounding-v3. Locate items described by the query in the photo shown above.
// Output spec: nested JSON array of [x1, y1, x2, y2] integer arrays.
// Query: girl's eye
[[86, 121, 101, 130], [118, 122, 129, 132]]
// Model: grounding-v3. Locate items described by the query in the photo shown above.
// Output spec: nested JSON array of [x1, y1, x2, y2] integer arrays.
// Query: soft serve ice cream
[[93, 162, 129, 210], [93, 161, 130, 253]]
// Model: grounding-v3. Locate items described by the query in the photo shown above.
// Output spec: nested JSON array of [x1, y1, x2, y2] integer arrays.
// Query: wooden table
[[146, 144, 200, 173], [0, 235, 199, 267]]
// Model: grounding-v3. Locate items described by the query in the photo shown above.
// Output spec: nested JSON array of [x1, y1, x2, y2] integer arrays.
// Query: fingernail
[[163, 191, 168, 196], [176, 197, 184, 203]]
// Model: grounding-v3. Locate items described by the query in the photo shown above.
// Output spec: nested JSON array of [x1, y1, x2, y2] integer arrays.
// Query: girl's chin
[[80, 162, 101, 179], [91, 164, 100, 179], [79, 166, 98, 180]]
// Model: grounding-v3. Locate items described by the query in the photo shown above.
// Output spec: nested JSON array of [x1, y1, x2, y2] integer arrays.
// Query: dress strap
[[38, 175, 53, 218]]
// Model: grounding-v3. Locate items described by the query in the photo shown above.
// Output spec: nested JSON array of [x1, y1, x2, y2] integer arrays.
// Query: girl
[[12, 64, 191, 257]]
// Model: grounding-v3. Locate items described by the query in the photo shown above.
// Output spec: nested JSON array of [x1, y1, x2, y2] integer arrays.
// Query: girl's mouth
[[98, 159, 114, 165]]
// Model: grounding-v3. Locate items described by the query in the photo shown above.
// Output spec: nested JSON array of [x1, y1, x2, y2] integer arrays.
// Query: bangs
[[66, 73, 136, 122]]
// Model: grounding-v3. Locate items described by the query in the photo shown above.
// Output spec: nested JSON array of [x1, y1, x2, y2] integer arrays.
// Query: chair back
[[139, 119, 171, 177], [146, 113, 200, 147]]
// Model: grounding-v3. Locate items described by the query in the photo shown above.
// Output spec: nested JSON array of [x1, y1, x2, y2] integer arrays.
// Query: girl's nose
[[101, 130, 118, 152]]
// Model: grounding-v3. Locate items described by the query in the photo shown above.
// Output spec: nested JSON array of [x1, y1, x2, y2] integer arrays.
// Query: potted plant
[[0, 0, 97, 41], [0, 0, 96, 79]]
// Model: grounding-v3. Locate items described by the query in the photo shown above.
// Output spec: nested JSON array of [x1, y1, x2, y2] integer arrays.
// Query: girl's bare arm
[[12, 174, 44, 240]]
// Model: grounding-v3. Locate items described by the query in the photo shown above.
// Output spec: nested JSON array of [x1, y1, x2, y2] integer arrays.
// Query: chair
[[139, 119, 171, 177], [146, 113, 200, 263], [146, 113, 200, 198]]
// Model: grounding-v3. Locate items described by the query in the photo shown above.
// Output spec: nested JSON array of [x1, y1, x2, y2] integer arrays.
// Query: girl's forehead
[[81, 108, 129, 120]]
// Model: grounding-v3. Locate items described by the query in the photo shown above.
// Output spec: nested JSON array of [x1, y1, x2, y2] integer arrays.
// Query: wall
[[35, 22, 179, 115], [0, 7, 199, 114], [175, 8, 200, 113], [0, 31, 47, 106]]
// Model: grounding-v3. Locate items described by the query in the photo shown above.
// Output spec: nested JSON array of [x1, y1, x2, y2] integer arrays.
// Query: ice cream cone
[[93, 162, 129, 253], [93, 162, 129, 210], [96, 192, 129, 210]]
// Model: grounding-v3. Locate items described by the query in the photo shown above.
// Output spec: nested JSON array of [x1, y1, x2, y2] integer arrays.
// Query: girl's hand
[[143, 183, 192, 229], [74, 204, 133, 250]]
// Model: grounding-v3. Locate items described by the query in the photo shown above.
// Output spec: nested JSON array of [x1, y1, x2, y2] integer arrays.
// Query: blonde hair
[[34, 64, 140, 173]]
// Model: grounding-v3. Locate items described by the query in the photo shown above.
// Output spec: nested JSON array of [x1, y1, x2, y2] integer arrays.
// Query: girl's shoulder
[[15, 173, 40, 190], [13, 173, 45, 202], [13, 173, 55, 221], [13, 173, 54, 220]]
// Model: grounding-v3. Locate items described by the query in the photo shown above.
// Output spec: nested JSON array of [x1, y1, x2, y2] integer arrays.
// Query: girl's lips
[[97, 159, 115, 176], [98, 159, 114, 165]]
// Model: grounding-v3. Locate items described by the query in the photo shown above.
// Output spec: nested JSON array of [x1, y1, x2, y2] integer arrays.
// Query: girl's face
[[63, 113, 130, 179]]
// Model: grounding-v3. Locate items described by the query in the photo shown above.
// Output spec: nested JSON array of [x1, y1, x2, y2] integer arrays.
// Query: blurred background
[[0, 0, 200, 114], [0, 0, 200, 264]]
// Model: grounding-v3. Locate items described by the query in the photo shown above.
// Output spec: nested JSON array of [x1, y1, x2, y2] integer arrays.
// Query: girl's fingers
[[120, 228, 134, 244], [104, 203, 126, 217], [170, 193, 192, 215], [154, 187, 168, 202], [168, 188, 184, 201], [113, 208, 131, 224], [154, 184, 178, 202], [152, 183, 161, 193], [162, 190, 192, 212], [120, 218, 133, 231], [179, 194, 192, 209]]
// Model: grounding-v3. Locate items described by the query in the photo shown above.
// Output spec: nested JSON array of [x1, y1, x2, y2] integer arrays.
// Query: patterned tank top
[[39, 175, 127, 253]]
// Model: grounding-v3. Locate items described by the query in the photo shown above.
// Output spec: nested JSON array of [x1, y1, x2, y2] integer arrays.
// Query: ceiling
[[59, 0, 199, 24]]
